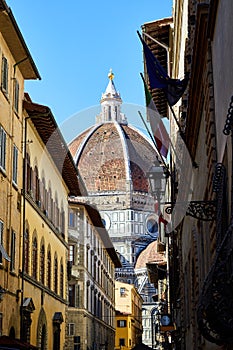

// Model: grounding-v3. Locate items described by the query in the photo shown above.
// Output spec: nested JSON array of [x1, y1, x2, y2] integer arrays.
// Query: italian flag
[[144, 82, 169, 158]]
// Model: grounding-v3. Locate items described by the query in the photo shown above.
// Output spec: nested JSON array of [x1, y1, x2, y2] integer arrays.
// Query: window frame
[[10, 230, 16, 271], [117, 320, 127, 328], [14, 78, 19, 112], [0, 126, 6, 172], [1, 56, 8, 94], [12, 144, 18, 186], [40, 244, 45, 284], [32, 237, 38, 279], [47, 250, 51, 289], [68, 323, 75, 336]]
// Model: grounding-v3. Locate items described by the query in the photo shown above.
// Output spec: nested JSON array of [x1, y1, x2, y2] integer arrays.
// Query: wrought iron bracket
[[164, 200, 216, 221]]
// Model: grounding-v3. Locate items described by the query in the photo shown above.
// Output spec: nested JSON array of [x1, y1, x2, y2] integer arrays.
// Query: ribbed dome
[[69, 121, 157, 194]]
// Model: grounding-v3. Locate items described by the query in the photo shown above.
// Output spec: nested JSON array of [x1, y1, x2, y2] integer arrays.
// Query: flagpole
[[168, 104, 198, 168], [138, 110, 170, 175], [138, 33, 197, 169]]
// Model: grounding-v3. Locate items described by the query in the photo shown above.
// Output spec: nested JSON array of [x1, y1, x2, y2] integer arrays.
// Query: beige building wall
[[115, 281, 143, 350], [21, 97, 83, 349], [0, 0, 40, 341]]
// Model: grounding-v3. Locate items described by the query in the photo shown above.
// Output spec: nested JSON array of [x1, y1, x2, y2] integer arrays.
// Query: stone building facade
[[143, 0, 233, 349], [66, 200, 121, 350]]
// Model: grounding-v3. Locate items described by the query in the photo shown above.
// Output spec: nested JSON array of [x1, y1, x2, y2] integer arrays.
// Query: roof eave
[[0, 1, 41, 80], [23, 98, 86, 196]]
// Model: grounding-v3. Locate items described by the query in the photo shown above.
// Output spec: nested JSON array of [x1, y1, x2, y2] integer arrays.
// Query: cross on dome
[[108, 68, 114, 80]]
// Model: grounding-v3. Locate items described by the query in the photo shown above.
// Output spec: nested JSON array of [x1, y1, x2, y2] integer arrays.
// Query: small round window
[[146, 217, 158, 234]]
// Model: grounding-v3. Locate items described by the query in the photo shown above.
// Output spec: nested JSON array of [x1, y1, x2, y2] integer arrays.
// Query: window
[[10, 230, 16, 271], [61, 210, 65, 237], [26, 154, 31, 193], [69, 285, 75, 307], [117, 320, 126, 327], [0, 126, 6, 171], [69, 209, 76, 227], [14, 79, 19, 112], [54, 257, 58, 294], [24, 229, 29, 273], [60, 263, 64, 298], [69, 245, 74, 264], [40, 244, 45, 284], [35, 167, 40, 206], [47, 251, 51, 289], [120, 287, 126, 297], [32, 237, 37, 279], [119, 339, 125, 346], [74, 336, 80, 350], [68, 323, 75, 336], [1, 56, 8, 93], [12, 145, 18, 185]]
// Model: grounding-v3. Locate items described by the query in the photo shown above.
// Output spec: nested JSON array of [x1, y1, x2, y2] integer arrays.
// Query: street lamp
[[147, 165, 167, 204]]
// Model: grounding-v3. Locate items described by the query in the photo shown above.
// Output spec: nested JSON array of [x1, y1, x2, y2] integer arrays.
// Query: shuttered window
[[10, 230, 16, 271], [12, 145, 18, 185], [1, 56, 8, 93], [14, 79, 19, 112], [0, 127, 6, 171]]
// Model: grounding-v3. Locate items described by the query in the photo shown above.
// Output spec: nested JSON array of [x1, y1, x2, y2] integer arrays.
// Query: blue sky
[[7, 0, 172, 141]]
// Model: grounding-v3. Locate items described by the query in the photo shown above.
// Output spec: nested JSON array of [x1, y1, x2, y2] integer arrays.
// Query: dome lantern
[[96, 69, 127, 124]]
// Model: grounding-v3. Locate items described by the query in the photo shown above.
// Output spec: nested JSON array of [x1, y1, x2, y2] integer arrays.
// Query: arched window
[[24, 228, 29, 274], [35, 166, 40, 206], [60, 262, 64, 298], [54, 195, 59, 230], [32, 237, 37, 279], [41, 178, 47, 214], [60, 208, 65, 238], [40, 244, 45, 284], [54, 256, 58, 294], [26, 153, 32, 194], [47, 250, 51, 289], [48, 187, 52, 220]]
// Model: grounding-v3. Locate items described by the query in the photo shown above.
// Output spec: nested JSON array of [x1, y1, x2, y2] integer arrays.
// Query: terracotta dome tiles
[[68, 122, 158, 194], [135, 241, 165, 270]]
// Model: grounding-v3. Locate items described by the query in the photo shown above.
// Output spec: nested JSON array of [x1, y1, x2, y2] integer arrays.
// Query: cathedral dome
[[69, 71, 158, 195], [135, 241, 165, 270]]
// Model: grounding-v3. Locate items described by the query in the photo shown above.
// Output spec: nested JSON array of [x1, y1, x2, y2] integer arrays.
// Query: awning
[[0, 335, 38, 349]]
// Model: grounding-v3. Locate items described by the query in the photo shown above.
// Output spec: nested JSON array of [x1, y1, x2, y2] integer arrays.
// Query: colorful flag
[[137, 31, 188, 106], [143, 76, 169, 158]]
